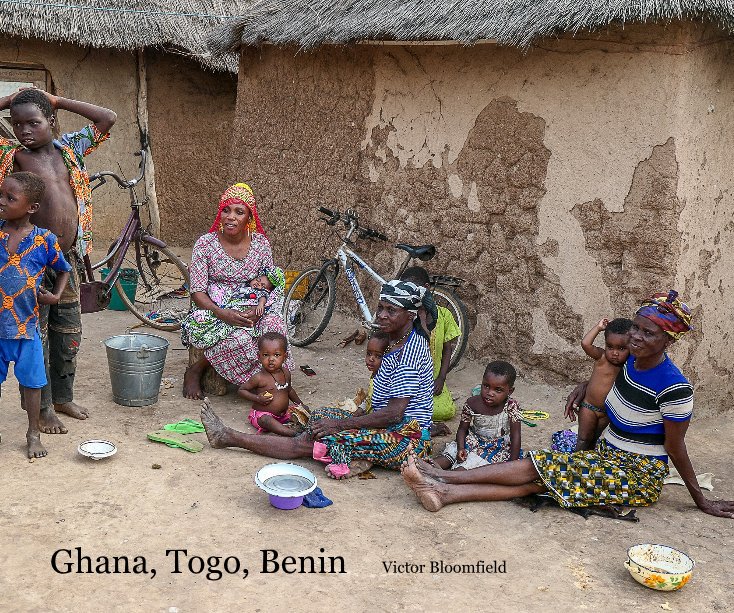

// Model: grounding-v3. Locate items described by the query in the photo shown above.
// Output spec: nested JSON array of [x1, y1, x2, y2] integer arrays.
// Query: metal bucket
[[104, 333, 169, 406]]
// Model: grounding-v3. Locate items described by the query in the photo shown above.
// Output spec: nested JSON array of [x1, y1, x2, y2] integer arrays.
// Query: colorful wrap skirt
[[528, 439, 669, 508], [306, 407, 431, 470]]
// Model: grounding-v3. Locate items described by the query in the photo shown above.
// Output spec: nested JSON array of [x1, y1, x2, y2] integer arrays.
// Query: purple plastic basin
[[269, 494, 304, 510]]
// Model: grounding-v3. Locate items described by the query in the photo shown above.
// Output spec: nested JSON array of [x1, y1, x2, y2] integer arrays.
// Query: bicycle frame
[[84, 150, 165, 290], [337, 244, 386, 324]]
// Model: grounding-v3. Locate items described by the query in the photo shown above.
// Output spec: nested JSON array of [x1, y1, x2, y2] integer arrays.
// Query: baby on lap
[[181, 267, 285, 349], [230, 267, 285, 322]]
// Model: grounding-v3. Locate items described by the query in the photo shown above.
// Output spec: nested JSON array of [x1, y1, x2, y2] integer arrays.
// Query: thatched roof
[[209, 0, 734, 53], [0, 1, 252, 71]]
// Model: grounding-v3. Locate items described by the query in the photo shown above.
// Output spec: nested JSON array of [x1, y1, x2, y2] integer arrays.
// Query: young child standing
[[0, 172, 71, 457], [400, 266, 460, 435], [434, 361, 522, 470], [575, 317, 633, 450], [238, 331, 306, 436], [0, 87, 116, 433]]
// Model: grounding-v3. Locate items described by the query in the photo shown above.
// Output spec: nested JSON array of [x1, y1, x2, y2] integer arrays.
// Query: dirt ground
[[1, 308, 732, 612]]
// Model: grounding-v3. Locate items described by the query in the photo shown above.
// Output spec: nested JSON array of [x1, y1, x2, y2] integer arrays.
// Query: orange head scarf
[[209, 183, 267, 238]]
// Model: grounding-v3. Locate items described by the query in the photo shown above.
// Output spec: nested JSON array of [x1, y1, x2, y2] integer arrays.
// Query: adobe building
[[0, 1, 246, 248], [211, 3, 734, 413]]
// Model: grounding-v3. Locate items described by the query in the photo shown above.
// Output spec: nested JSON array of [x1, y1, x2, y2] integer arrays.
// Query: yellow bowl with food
[[625, 544, 694, 591]]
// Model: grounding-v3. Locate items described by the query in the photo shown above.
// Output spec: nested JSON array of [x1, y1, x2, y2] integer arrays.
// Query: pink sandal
[[325, 463, 350, 478], [312, 442, 333, 464]]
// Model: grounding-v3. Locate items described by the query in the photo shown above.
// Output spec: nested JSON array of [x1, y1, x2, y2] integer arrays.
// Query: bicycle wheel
[[283, 267, 336, 346], [114, 238, 190, 332], [432, 286, 470, 369]]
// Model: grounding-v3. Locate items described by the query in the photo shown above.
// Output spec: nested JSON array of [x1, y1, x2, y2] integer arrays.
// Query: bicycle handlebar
[[89, 149, 147, 189], [317, 206, 388, 241]]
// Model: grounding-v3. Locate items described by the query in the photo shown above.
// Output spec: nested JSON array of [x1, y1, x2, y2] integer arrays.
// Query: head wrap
[[209, 183, 267, 237], [636, 290, 693, 340], [262, 266, 285, 290], [379, 280, 425, 313]]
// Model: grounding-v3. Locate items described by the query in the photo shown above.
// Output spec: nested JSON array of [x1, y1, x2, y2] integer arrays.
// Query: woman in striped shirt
[[200, 280, 434, 479], [402, 291, 734, 518]]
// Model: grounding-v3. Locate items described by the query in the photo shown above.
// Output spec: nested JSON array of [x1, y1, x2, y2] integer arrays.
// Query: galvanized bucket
[[104, 333, 169, 406]]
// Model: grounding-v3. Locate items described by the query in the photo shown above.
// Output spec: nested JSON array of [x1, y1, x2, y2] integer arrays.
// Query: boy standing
[[0, 172, 71, 457], [0, 88, 116, 433]]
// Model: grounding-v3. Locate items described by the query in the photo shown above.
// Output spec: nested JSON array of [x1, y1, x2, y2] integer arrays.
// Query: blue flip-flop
[[303, 487, 333, 508]]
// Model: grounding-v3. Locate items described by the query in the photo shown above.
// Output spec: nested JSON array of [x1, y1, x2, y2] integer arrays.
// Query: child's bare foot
[[325, 459, 372, 480], [38, 406, 68, 434], [55, 401, 89, 420], [200, 398, 234, 448], [27, 432, 47, 458], [183, 364, 205, 400], [400, 453, 446, 512]]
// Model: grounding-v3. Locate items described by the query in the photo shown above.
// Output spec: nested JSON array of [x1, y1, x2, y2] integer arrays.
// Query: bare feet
[[200, 398, 234, 448], [400, 452, 445, 512], [325, 459, 372, 480], [408, 452, 447, 482], [55, 401, 89, 420], [183, 364, 205, 400], [27, 432, 47, 458], [38, 406, 68, 434]]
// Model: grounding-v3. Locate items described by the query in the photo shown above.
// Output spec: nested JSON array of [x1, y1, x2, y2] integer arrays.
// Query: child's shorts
[[248, 408, 292, 433], [0, 330, 47, 389]]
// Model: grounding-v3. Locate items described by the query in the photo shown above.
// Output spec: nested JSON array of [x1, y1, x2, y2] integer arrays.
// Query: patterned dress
[[186, 232, 292, 384], [441, 398, 522, 469], [528, 356, 685, 508], [305, 331, 434, 469]]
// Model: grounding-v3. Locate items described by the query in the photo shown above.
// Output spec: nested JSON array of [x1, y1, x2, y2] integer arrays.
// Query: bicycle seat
[[395, 243, 436, 261]]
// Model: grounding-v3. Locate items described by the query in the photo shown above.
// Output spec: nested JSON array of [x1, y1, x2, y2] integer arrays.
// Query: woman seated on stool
[[182, 183, 291, 399]]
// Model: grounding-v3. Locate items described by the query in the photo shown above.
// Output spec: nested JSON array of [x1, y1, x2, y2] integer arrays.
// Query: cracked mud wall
[[231, 23, 734, 414], [0, 39, 141, 247]]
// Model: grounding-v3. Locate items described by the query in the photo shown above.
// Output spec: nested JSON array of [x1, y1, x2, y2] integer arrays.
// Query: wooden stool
[[188, 347, 228, 396]]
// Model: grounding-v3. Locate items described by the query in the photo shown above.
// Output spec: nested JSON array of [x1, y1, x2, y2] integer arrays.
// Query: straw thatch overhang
[[208, 0, 734, 54], [0, 0, 252, 71]]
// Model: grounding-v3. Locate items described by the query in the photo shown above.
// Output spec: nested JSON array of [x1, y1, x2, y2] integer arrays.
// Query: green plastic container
[[101, 268, 139, 311]]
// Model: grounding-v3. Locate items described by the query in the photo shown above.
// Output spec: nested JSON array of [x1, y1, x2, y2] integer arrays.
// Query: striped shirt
[[602, 355, 693, 462], [371, 330, 434, 429]]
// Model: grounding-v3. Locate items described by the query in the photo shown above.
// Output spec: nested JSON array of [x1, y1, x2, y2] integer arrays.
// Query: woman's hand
[[564, 381, 588, 421], [310, 418, 346, 439], [241, 308, 262, 328], [215, 308, 252, 327], [697, 499, 734, 519], [457, 448, 468, 462], [433, 375, 445, 396]]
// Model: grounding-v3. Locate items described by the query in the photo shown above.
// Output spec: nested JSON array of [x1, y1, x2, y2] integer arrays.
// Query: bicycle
[[282, 207, 469, 368], [79, 149, 190, 332]]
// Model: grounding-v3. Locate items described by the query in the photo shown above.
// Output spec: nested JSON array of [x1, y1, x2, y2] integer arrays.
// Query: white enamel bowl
[[78, 439, 117, 460]]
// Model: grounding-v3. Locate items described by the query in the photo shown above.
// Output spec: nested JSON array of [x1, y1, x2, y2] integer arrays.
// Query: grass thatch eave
[[0, 0, 255, 71], [207, 0, 734, 55]]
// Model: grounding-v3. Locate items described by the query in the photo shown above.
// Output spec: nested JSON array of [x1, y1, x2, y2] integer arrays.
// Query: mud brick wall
[[224, 22, 734, 414]]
